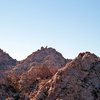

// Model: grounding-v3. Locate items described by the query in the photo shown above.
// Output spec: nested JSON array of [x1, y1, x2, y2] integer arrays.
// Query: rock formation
[[0, 47, 100, 100], [33, 52, 100, 100], [0, 49, 17, 70], [11, 47, 67, 75], [0, 48, 17, 87]]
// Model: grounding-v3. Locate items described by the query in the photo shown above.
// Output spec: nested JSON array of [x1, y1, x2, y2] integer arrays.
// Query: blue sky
[[0, 0, 100, 60]]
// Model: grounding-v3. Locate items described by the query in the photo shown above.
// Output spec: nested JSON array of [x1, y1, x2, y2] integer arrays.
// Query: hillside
[[0, 49, 17, 70], [33, 52, 100, 100], [0, 48, 99, 100], [11, 47, 67, 75]]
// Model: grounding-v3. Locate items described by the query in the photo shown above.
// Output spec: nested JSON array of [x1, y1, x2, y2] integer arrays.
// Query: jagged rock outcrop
[[33, 52, 100, 100]]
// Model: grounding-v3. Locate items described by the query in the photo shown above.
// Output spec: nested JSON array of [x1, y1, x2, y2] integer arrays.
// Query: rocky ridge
[[0, 47, 100, 100], [11, 47, 67, 75], [0, 49, 17, 70], [0, 47, 68, 99], [0, 49, 17, 86], [33, 52, 100, 100]]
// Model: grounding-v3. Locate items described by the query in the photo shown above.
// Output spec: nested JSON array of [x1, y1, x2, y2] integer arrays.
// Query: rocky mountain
[[0, 49, 17, 70], [11, 47, 67, 75], [0, 49, 17, 99], [0, 47, 100, 100], [33, 52, 100, 100], [0, 47, 68, 99]]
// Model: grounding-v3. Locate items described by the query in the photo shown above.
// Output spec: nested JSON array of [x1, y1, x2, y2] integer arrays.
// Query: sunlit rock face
[[34, 52, 100, 100], [8, 47, 68, 97], [11, 47, 67, 75], [0, 47, 69, 99], [0, 47, 100, 100]]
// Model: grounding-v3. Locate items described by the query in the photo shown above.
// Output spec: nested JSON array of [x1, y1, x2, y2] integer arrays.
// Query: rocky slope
[[6, 47, 68, 97], [0, 48, 17, 84], [0, 49, 17, 70], [0, 49, 17, 100], [33, 52, 100, 100], [11, 47, 67, 75], [0, 47, 100, 100], [0, 47, 68, 99]]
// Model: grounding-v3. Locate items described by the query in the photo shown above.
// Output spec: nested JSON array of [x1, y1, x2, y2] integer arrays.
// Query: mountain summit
[[12, 47, 67, 75]]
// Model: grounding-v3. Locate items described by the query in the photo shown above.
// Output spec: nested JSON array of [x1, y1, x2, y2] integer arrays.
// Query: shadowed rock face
[[0, 49, 17, 70], [0, 49, 17, 99], [33, 52, 100, 100], [0, 48, 17, 88]]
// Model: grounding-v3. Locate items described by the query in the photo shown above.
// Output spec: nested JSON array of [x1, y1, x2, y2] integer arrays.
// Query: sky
[[0, 0, 100, 60]]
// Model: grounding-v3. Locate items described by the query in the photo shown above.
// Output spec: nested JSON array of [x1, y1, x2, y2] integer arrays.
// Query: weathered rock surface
[[0, 49, 17, 99], [6, 47, 67, 98], [0, 49, 17, 70], [0, 47, 68, 99], [0, 47, 100, 100], [11, 47, 67, 75], [33, 52, 100, 100]]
